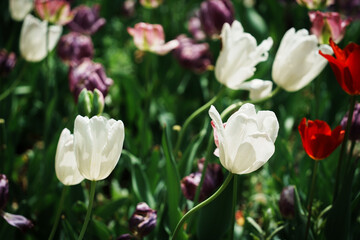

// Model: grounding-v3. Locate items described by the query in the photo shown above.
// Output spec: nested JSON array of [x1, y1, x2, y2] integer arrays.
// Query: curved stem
[[48, 186, 69, 240], [221, 86, 281, 119], [78, 181, 96, 240], [305, 160, 319, 240], [174, 87, 226, 158], [333, 95, 356, 203], [172, 173, 234, 240], [229, 175, 237, 240]]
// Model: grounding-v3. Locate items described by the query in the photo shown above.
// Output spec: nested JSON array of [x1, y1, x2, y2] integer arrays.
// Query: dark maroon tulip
[[173, 35, 212, 73], [68, 59, 113, 102], [279, 186, 295, 219], [67, 4, 106, 35], [181, 158, 224, 202], [199, 0, 235, 38], [341, 103, 360, 141], [129, 202, 157, 238], [333, 0, 360, 19], [57, 32, 94, 65], [0, 174, 33, 231], [0, 50, 16, 77]]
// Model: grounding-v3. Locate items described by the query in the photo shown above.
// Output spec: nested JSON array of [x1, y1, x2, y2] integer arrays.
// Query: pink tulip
[[35, 0, 73, 25], [127, 22, 179, 55], [309, 11, 351, 44]]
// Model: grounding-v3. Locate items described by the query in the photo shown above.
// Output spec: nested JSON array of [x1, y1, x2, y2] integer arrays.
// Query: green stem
[[221, 86, 281, 119], [174, 86, 226, 158], [48, 186, 69, 240], [78, 181, 96, 240], [333, 96, 356, 203], [229, 175, 237, 240], [172, 173, 234, 240], [305, 160, 319, 240], [0, 61, 27, 102]]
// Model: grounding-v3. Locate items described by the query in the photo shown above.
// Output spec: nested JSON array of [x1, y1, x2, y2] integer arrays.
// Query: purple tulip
[[341, 103, 360, 141], [57, 32, 94, 65], [129, 202, 157, 238], [173, 35, 212, 73], [67, 4, 106, 35], [0, 174, 33, 231], [188, 13, 206, 41], [199, 0, 235, 38], [0, 50, 16, 77], [279, 186, 295, 219], [181, 158, 224, 202], [68, 59, 113, 102]]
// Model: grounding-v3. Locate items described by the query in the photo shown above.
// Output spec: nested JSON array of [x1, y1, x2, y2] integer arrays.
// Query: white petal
[[238, 79, 273, 100], [55, 129, 84, 185], [74, 115, 124, 181], [256, 110, 279, 143], [9, 0, 33, 21], [20, 15, 62, 62]]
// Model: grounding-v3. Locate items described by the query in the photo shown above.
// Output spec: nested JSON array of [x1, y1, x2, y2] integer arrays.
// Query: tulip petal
[[55, 128, 84, 185], [9, 0, 33, 21], [1, 211, 33, 231]]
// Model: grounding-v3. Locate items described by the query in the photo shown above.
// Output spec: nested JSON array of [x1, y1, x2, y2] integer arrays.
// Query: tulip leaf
[[196, 175, 233, 240], [161, 126, 186, 239], [123, 150, 155, 207], [94, 198, 128, 219], [92, 218, 112, 240]]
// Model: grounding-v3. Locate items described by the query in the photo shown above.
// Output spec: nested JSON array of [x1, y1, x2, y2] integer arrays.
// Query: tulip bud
[[34, 0, 73, 25], [0, 50, 17, 77], [129, 202, 157, 238], [57, 32, 94, 65], [68, 58, 113, 102], [77, 89, 92, 116], [199, 0, 235, 38], [67, 5, 106, 35], [0, 174, 9, 210], [309, 11, 351, 44], [172, 35, 212, 73], [341, 103, 360, 141], [279, 186, 295, 219], [91, 89, 105, 116]]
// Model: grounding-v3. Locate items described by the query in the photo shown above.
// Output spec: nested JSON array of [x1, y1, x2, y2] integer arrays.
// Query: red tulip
[[319, 39, 360, 95], [298, 118, 345, 160]]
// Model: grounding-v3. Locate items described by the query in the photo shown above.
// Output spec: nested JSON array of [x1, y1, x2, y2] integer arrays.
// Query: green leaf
[[161, 126, 186, 239], [196, 174, 233, 240], [92, 218, 112, 240]]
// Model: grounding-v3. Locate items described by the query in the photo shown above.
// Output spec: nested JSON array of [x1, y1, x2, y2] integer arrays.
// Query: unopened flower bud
[[279, 186, 295, 219], [91, 89, 105, 116], [129, 202, 157, 238], [199, 0, 235, 38], [77, 89, 92, 116], [57, 32, 94, 65], [341, 103, 360, 141]]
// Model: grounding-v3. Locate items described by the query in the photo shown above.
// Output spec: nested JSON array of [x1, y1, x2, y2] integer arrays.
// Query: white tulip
[[272, 28, 333, 92], [209, 104, 279, 174], [237, 79, 273, 101], [74, 115, 125, 181], [19, 14, 62, 62], [9, 0, 33, 21], [215, 20, 273, 90], [55, 129, 84, 186]]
